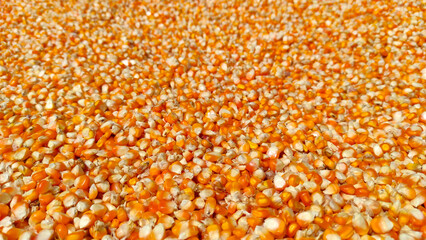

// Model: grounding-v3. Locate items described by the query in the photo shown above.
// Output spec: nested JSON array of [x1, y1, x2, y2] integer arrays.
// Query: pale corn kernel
[[35, 230, 54, 240], [371, 215, 394, 234]]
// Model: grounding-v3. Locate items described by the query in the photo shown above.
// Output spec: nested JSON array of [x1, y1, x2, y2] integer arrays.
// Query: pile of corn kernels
[[0, 0, 425, 239]]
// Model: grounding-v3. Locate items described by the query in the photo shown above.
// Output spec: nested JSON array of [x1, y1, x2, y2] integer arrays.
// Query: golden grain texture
[[0, 0, 425, 239]]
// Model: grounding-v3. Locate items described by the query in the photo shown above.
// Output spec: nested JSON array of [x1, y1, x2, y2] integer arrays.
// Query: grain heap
[[0, 0, 425, 239]]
